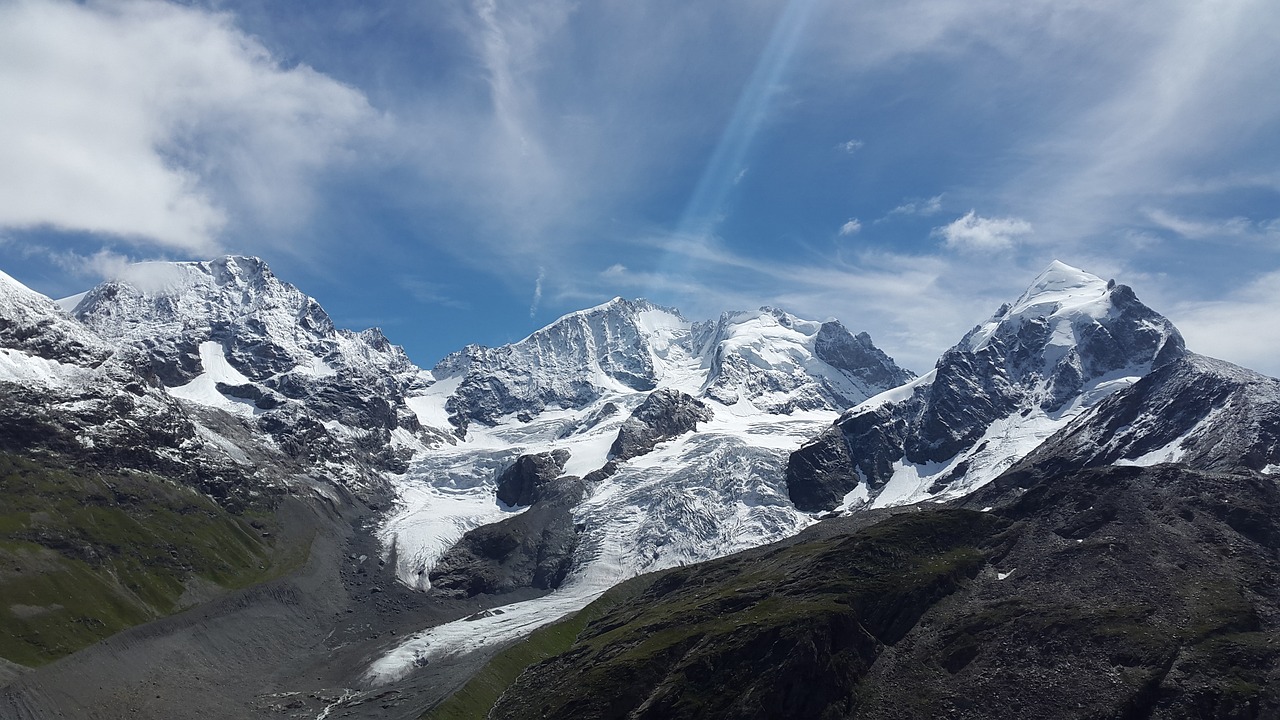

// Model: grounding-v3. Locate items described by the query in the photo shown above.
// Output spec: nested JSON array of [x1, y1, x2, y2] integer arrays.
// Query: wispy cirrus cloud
[[1144, 209, 1280, 245], [882, 194, 944, 220], [1169, 268, 1280, 378]]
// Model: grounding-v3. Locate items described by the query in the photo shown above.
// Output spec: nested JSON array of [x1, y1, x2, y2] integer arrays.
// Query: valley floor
[[0, 491, 535, 720]]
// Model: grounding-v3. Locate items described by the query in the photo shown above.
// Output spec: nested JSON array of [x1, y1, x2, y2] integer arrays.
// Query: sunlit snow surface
[[168, 341, 260, 417], [841, 370, 1146, 511], [367, 393, 830, 684]]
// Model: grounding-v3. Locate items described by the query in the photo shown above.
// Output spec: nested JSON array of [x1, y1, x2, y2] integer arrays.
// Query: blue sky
[[2, 0, 1279, 376]]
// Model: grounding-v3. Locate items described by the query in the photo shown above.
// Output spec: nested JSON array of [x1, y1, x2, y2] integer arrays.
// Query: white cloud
[[1169, 269, 1280, 378], [529, 266, 546, 317], [1145, 209, 1279, 244], [839, 218, 862, 236], [0, 0, 376, 251], [49, 249, 137, 281], [885, 194, 944, 218], [839, 139, 864, 153], [934, 211, 1032, 251]]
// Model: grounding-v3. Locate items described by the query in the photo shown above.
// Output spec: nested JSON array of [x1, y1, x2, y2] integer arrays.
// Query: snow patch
[[168, 341, 259, 417]]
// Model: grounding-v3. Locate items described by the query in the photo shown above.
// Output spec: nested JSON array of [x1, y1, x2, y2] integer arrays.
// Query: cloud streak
[[883, 194, 944, 219], [530, 266, 546, 317]]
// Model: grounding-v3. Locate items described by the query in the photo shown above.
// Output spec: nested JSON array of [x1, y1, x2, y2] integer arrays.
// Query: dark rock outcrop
[[68, 256, 442, 490], [435, 298, 669, 432], [784, 426, 857, 513], [814, 322, 913, 393], [429, 475, 586, 598], [495, 450, 572, 507], [609, 388, 713, 461], [1014, 353, 1280, 477]]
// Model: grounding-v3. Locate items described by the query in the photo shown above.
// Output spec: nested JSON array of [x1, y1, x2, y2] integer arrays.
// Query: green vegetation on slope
[[421, 576, 650, 720], [479, 466, 1280, 719], [487, 509, 1005, 720], [0, 451, 279, 666]]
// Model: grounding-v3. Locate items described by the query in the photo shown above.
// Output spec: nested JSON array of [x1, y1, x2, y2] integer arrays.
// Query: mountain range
[[1, 256, 1278, 719]]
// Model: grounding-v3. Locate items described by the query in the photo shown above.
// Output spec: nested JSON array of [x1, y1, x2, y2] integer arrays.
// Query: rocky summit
[[2, 256, 1278, 720], [786, 261, 1186, 512]]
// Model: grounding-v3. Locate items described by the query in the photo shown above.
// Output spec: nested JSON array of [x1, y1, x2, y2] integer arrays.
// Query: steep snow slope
[[699, 308, 911, 412], [0, 268, 112, 373], [785, 261, 1185, 512], [1016, 353, 1280, 475], [429, 298, 912, 433]]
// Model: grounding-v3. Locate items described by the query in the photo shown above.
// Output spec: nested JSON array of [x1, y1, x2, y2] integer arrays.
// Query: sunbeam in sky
[[675, 0, 819, 237]]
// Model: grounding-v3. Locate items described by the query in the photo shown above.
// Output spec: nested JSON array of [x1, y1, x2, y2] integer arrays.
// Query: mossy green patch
[[0, 451, 280, 667]]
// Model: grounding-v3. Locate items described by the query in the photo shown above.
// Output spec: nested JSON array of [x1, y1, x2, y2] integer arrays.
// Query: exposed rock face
[[1015, 353, 1280, 477], [430, 299, 913, 434], [787, 261, 1186, 512], [0, 268, 267, 507], [0, 269, 111, 368], [609, 388, 713, 461], [68, 256, 444, 490], [495, 450, 572, 507], [813, 322, 911, 395], [435, 298, 671, 432], [429, 475, 586, 598], [782, 425, 857, 513]]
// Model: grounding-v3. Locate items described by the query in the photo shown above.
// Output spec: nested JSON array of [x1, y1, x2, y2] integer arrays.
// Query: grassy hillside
[[474, 465, 1280, 719], [421, 575, 651, 720], [0, 452, 284, 667]]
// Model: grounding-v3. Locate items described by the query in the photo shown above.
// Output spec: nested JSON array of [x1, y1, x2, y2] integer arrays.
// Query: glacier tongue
[[369, 401, 831, 684]]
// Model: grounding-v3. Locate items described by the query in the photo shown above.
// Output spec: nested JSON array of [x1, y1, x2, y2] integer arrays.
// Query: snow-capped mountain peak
[[966, 260, 1112, 353], [787, 261, 1186, 512], [698, 307, 913, 412], [68, 255, 431, 490], [426, 297, 911, 433], [1, 267, 112, 369]]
